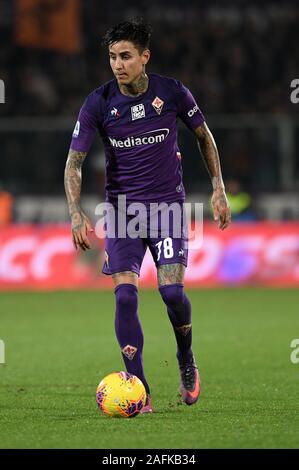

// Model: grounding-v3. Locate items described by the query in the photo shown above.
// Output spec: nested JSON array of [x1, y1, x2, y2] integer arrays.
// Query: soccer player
[[64, 20, 231, 413]]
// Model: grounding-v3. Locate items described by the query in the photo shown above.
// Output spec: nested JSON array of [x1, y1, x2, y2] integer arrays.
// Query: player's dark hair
[[102, 19, 152, 52]]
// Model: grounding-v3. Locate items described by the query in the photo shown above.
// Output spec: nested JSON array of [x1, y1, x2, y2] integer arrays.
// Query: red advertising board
[[0, 223, 298, 289]]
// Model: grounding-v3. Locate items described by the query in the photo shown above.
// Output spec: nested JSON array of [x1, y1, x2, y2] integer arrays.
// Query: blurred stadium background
[[0, 0, 298, 288]]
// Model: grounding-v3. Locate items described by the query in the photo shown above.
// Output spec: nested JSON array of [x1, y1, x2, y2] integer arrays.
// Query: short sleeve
[[70, 91, 102, 152], [176, 82, 205, 131]]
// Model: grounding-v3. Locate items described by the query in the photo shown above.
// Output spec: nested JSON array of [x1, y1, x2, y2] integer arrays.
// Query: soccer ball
[[96, 371, 146, 418]]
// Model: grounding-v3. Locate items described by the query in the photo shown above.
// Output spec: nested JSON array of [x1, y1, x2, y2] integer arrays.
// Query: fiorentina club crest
[[152, 96, 164, 115], [122, 345, 138, 360], [175, 324, 192, 337]]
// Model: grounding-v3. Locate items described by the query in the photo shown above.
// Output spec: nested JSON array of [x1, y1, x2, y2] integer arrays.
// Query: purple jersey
[[70, 73, 205, 204]]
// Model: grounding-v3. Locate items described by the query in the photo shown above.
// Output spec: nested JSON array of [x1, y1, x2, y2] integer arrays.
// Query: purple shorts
[[102, 202, 188, 276]]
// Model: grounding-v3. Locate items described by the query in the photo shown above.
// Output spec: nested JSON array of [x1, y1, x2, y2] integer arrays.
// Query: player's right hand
[[71, 210, 94, 251]]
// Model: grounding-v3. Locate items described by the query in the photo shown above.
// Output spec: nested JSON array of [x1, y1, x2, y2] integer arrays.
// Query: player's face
[[109, 41, 150, 85]]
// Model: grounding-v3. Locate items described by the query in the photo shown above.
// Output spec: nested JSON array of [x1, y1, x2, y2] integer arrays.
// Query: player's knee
[[159, 284, 184, 307], [115, 283, 138, 310]]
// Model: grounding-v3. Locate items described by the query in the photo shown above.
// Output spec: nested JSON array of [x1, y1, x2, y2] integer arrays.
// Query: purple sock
[[114, 284, 150, 394], [159, 284, 193, 364]]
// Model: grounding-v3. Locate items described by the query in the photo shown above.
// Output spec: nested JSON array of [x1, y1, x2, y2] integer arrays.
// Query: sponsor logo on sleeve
[[187, 104, 199, 117], [152, 96, 164, 115], [131, 103, 145, 121], [72, 121, 80, 138]]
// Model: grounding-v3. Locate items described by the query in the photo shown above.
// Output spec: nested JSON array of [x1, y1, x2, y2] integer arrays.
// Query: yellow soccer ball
[[96, 371, 146, 418]]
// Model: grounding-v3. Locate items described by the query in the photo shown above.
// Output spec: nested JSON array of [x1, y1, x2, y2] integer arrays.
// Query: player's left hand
[[211, 189, 231, 230], [71, 210, 94, 251]]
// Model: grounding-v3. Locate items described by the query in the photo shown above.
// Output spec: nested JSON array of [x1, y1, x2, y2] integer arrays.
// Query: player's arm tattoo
[[64, 149, 93, 250], [157, 263, 185, 286], [64, 149, 87, 217], [194, 122, 224, 191], [194, 123, 231, 230]]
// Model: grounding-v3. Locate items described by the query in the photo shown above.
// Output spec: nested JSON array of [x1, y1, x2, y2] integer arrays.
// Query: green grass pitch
[[0, 288, 298, 449]]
